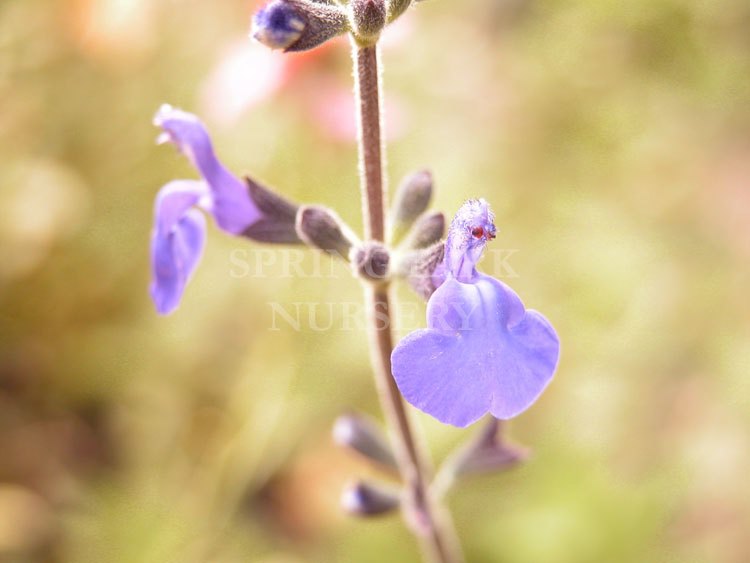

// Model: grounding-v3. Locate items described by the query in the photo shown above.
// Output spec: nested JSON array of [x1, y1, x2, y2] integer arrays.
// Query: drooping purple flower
[[150, 105, 263, 315], [391, 199, 560, 427]]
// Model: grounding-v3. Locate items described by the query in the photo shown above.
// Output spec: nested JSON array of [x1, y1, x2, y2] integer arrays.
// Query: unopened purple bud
[[401, 211, 445, 250], [252, 0, 349, 52], [390, 169, 433, 244], [333, 413, 397, 469], [341, 480, 400, 517], [253, 2, 304, 50], [296, 205, 359, 259]]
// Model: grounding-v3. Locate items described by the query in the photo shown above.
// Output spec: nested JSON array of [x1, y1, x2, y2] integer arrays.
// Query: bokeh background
[[2, 0, 750, 561]]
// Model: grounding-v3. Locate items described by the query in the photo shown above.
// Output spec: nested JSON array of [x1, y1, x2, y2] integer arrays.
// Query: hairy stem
[[355, 44, 386, 242], [353, 41, 464, 563]]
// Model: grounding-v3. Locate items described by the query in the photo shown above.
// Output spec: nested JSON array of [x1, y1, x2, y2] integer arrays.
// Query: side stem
[[353, 41, 464, 563]]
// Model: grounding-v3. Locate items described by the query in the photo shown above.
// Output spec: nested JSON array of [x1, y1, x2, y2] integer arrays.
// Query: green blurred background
[[2, 0, 750, 561]]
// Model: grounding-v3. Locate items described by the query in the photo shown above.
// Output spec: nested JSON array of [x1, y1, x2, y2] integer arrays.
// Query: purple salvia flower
[[391, 199, 560, 428], [150, 105, 263, 315]]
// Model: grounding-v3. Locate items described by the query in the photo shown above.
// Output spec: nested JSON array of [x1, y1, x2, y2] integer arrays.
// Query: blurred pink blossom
[[199, 40, 288, 126], [199, 11, 414, 139]]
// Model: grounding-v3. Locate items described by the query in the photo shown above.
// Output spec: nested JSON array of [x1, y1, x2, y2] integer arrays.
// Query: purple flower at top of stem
[[150, 105, 263, 315], [392, 199, 560, 427]]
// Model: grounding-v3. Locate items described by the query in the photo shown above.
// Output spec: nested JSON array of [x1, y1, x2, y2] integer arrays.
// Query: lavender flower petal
[[154, 104, 262, 234], [443, 198, 496, 282], [392, 274, 559, 427], [150, 180, 208, 314]]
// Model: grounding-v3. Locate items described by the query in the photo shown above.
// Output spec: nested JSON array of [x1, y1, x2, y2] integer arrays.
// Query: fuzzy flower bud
[[390, 169, 433, 244], [296, 205, 359, 259], [341, 480, 400, 517], [252, 0, 349, 52], [333, 413, 397, 470], [349, 0, 386, 45], [401, 211, 445, 250]]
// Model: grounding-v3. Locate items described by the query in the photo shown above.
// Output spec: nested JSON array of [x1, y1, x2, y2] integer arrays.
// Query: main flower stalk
[[353, 41, 464, 563]]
